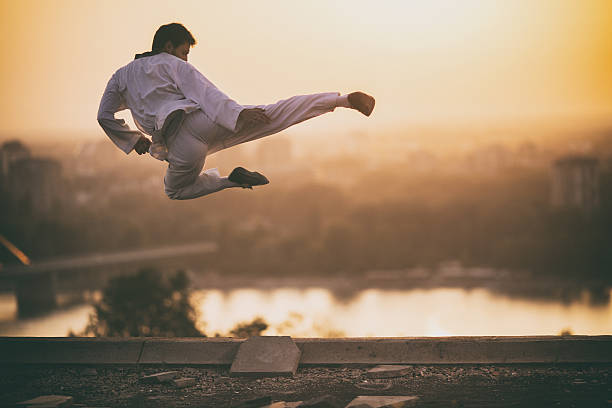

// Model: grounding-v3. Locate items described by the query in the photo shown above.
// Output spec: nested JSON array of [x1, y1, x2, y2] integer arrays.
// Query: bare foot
[[348, 91, 375, 116]]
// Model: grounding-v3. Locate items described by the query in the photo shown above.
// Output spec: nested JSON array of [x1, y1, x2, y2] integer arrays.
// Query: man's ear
[[162, 40, 174, 53]]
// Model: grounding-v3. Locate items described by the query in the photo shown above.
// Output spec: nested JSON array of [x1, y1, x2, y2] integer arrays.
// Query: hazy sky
[[1, 0, 611, 141]]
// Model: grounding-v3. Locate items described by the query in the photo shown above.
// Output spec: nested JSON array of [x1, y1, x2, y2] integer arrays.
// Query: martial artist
[[97, 23, 375, 200]]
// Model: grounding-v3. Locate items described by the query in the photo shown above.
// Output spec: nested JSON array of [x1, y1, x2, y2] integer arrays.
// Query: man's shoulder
[[130, 53, 193, 72]]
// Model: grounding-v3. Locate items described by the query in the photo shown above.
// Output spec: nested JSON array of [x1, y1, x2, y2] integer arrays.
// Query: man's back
[[97, 51, 243, 157], [112, 53, 200, 136]]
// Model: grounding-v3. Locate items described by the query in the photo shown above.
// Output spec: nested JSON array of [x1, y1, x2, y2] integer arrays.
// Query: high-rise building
[[8, 158, 62, 214], [0, 140, 31, 186], [551, 155, 599, 210]]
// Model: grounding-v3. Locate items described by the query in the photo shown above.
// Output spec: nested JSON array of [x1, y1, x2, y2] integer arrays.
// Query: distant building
[[8, 157, 63, 214], [466, 144, 510, 173], [551, 155, 599, 210], [515, 141, 540, 168], [0, 140, 31, 186]]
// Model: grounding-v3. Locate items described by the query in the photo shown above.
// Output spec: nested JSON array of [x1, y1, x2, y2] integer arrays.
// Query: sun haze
[[0, 0, 611, 143]]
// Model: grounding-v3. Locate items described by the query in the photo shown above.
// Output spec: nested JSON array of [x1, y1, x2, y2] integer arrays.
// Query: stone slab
[[366, 365, 413, 378], [298, 394, 344, 407], [231, 396, 272, 407], [0, 338, 143, 365], [230, 336, 301, 377], [345, 396, 419, 407], [139, 337, 242, 364], [16, 395, 73, 407], [140, 371, 178, 383], [172, 377, 196, 388]]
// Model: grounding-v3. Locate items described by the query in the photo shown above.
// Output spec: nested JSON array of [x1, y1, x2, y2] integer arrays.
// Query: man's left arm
[[97, 72, 150, 155]]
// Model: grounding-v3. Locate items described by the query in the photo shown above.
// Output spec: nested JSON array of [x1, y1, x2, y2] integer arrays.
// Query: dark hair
[[135, 23, 196, 60], [152, 23, 196, 51]]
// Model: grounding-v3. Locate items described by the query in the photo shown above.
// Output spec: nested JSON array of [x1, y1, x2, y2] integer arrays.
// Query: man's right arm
[[97, 72, 148, 154], [173, 62, 246, 132]]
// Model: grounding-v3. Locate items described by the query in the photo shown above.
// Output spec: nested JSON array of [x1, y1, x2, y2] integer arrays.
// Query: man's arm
[[97, 72, 150, 154]]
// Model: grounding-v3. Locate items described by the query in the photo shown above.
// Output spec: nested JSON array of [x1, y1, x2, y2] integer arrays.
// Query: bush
[[229, 317, 268, 338], [82, 268, 205, 337]]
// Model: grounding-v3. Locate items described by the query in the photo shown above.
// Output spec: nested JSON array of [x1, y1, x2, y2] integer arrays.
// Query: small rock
[[366, 365, 413, 379], [232, 396, 273, 408], [16, 395, 73, 407], [140, 371, 179, 384], [172, 377, 196, 388], [146, 395, 173, 402], [82, 368, 97, 377], [354, 380, 392, 391], [297, 394, 343, 407], [346, 395, 419, 407]]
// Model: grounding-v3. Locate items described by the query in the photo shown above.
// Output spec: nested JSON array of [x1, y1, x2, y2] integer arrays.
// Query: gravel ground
[[1, 364, 610, 407]]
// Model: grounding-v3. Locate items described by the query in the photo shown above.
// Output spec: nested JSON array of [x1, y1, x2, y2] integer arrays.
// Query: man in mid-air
[[97, 23, 375, 200]]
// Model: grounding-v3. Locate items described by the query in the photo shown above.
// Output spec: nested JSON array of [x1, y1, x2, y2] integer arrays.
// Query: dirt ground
[[1, 364, 610, 407]]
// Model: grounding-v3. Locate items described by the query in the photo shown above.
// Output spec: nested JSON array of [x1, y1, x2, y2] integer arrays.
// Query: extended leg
[[209, 92, 341, 154]]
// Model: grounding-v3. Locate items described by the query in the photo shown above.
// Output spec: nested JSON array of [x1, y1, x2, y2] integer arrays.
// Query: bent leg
[[210, 92, 340, 153], [163, 117, 238, 200], [165, 166, 236, 200]]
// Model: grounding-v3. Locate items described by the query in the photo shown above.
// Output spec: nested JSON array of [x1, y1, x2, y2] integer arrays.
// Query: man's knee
[[164, 176, 187, 200], [164, 170, 198, 200], [165, 187, 184, 200]]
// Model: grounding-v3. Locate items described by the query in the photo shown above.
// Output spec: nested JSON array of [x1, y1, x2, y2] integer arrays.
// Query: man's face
[[165, 41, 190, 61]]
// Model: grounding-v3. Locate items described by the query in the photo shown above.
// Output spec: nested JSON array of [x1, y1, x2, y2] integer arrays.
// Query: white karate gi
[[97, 52, 340, 199]]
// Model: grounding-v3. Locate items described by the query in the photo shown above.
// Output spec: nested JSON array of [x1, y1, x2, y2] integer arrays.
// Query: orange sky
[[0, 0, 611, 141]]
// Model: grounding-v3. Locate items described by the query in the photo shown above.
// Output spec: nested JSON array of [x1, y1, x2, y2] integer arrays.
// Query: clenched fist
[[133, 136, 151, 155]]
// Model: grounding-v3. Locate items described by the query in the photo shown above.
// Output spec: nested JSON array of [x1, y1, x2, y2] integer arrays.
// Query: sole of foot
[[228, 166, 270, 188], [348, 91, 375, 116]]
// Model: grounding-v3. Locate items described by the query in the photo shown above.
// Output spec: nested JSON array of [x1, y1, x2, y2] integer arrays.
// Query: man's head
[[152, 23, 196, 61]]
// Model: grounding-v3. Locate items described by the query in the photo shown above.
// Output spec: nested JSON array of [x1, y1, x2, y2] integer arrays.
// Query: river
[[0, 286, 610, 337]]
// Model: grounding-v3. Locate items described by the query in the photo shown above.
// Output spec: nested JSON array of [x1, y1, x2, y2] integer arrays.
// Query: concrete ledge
[[295, 336, 612, 364], [1, 336, 611, 365], [0, 337, 144, 364], [139, 337, 242, 364]]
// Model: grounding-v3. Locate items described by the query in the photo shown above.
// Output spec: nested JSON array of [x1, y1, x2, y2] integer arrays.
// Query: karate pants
[[163, 92, 340, 200]]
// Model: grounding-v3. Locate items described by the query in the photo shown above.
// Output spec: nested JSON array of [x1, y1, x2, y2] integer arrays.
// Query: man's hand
[[133, 136, 151, 155], [237, 108, 271, 130]]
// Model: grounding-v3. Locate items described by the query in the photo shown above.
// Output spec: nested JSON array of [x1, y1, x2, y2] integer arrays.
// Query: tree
[[82, 268, 205, 337], [229, 317, 268, 338]]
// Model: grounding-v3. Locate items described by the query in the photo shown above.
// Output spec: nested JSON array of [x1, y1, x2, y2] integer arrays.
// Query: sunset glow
[[0, 0, 610, 142]]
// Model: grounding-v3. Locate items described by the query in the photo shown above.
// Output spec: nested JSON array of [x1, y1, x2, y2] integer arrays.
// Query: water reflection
[[0, 287, 610, 337], [194, 287, 612, 337]]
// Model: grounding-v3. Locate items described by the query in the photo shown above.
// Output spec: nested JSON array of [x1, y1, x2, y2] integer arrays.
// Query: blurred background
[[0, 0, 610, 338]]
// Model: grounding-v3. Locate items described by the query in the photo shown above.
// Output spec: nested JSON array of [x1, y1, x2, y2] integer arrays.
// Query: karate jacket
[[97, 52, 244, 160]]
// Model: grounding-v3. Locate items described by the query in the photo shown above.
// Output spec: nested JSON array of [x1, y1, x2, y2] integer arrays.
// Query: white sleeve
[[96, 72, 143, 154], [175, 62, 244, 132]]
